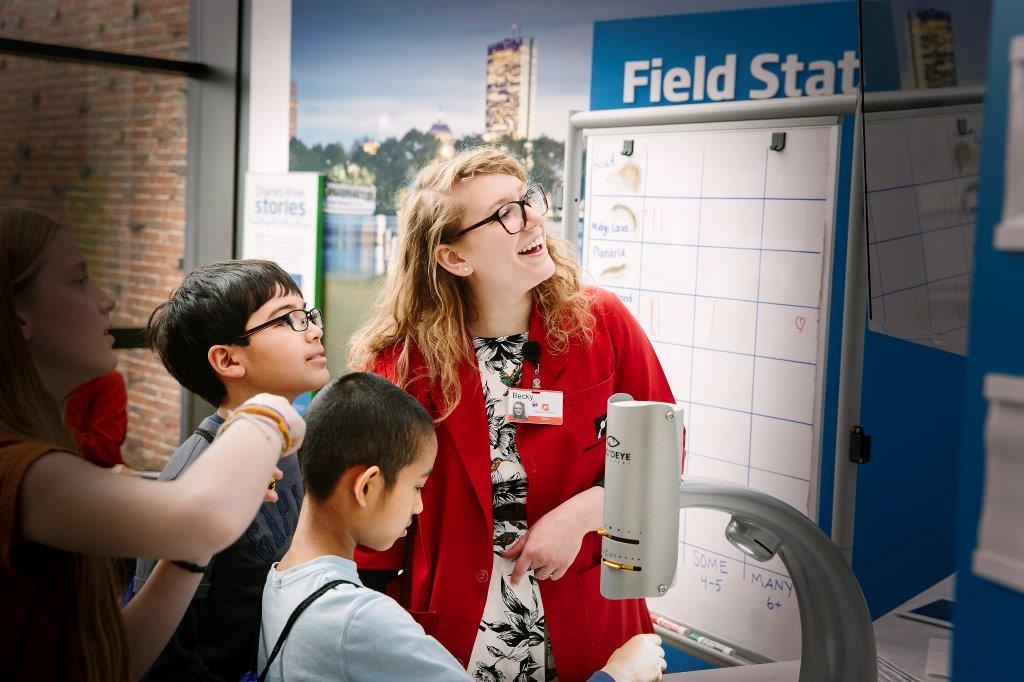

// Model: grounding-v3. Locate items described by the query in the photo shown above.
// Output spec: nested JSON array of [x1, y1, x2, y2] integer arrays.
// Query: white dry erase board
[[864, 104, 983, 357], [580, 117, 841, 662]]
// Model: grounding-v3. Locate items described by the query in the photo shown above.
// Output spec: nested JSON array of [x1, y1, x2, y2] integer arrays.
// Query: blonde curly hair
[[348, 146, 594, 417]]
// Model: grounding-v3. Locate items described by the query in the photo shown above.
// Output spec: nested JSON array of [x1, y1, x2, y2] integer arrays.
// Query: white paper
[[693, 297, 757, 355], [699, 199, 764, 248], [868, 187, 919, 242], [925, 638, 951, 679], [750, 417, 814, 481], [748, 469, 812, 517], [640, 244, 698, 293], [921, 228, 968, 280], [650, 341, 692, 403], [762, 199, 827, 252], [864, 120, 914, 191], [864, 109, 981, 355], [908, 117, 956, 183], [764, 126, 831, 199], [643, 198, 701, 244], [701, 131, 767, 197], [758, 251, 823, 308], [876, 238, 928, 294], [914, 180, 962, 232], [752, 357, 816, 424], [580, 123, 839, 664], [587, 240, 642, 289], [691, 347, 754, 412], [696, 248, 760, 300], [974, 374, 1024, 594], [756, 303, 819, 364], [688, 403, 751, 466], [640, 291, 695, 345]]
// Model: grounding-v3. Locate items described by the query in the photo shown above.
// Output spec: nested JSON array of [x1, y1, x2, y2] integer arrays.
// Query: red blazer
[[359, 287, 678, 681]]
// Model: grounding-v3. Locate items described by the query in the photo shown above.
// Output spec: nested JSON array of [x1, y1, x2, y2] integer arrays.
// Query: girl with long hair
[[350, 147, 678, 681], [0, 207, 304, 680]]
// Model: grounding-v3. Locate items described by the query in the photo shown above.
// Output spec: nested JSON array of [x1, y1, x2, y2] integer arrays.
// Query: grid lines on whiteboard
[[582, 125, 836, 603], [864, 110, 981, 355]]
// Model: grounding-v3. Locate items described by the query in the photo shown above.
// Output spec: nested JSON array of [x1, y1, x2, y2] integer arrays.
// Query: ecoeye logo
[[606, 436, 632, 462]]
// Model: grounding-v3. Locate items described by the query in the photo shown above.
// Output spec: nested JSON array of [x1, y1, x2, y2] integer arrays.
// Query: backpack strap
[[258, 578, 356, 682], [195, 425, 217, 445]]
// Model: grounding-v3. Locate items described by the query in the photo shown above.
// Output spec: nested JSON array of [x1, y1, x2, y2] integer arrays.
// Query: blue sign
[[591, 2, 866, 110]]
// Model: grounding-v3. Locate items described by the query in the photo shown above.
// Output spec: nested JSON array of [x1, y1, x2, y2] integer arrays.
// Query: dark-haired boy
[[258, 373, 666, 682], [133, 260, 330, 680]]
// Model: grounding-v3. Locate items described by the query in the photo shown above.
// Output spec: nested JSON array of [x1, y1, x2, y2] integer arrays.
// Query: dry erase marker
[[652, 615, 689, 637], [687, 631, 734, 656]]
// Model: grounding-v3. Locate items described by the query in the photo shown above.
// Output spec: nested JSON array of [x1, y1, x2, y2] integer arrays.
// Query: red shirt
[[64, 371, 127, 468], [359, 287, 681, 681]]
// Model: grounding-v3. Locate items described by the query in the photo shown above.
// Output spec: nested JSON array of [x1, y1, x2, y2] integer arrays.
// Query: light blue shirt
[[258, 555, 467, 681]]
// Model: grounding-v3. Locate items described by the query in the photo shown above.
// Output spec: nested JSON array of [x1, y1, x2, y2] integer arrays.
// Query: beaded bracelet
[[221, 412, 284, 452], [232, 405, 293, 453], [220, 412, 284, 491]]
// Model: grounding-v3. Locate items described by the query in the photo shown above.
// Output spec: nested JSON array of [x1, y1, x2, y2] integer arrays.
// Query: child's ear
[[208, 345, 245, 380], [353, 465, 383, 508]]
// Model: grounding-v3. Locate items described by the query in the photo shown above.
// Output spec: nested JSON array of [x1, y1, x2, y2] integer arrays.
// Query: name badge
[[506, 388, 563, 425]]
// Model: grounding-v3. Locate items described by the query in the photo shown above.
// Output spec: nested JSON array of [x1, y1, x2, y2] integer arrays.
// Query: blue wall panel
[[952, 1, 1024, 678]]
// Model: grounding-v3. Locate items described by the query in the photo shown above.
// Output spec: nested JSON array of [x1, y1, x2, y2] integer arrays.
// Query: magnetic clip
[[957, 118, 973, 136], [621, 139, 634, 156], [769, 132, 786, 152], [849, 425, 872, 464]]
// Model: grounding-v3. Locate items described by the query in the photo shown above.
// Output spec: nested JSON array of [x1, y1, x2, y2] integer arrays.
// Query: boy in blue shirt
[[259, 372, 666, 681], [133, 260, 331, 680]]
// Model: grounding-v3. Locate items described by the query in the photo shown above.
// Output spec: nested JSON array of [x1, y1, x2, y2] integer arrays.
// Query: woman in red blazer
[[350, 147, 678, 682]]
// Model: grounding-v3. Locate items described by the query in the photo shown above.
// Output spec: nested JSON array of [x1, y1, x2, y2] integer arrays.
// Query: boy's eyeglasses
[[445, 185, 548, 243], [237, 308, 323, 340]]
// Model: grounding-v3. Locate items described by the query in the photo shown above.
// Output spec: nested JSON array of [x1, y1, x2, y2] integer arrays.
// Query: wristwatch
[[171, 559, 209, 574]]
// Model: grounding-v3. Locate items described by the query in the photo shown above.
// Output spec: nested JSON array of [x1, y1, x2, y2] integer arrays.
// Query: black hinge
[[849, 426, 872, 464]]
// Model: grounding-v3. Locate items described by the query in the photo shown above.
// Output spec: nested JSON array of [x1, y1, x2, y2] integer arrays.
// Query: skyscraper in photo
[[485, 36, 537, 142], [907, 9, 957, 89]]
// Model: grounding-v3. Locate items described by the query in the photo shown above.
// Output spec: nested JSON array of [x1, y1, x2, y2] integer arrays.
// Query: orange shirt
[[0, 437, 83, 679]]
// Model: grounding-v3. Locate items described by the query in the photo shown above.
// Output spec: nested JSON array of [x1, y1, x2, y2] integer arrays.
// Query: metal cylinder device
[[599, 395, 877, 680], [599, 393, 684, 599]]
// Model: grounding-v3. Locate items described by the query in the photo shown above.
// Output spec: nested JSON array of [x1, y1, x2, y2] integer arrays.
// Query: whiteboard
[[864, 104, 983, 356], [580, 118, 841, 662]]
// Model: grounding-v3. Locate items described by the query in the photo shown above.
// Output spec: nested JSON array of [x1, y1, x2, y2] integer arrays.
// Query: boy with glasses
[[131, 260, 330, 680]]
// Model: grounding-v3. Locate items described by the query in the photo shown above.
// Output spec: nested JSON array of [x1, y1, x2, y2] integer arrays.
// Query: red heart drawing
[[795, 316, 806, 332]]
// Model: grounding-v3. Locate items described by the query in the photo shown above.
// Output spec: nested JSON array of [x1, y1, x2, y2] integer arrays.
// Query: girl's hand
[[263, 467, 284, 503]]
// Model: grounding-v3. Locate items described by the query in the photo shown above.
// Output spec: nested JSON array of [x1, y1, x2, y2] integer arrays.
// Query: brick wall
[[0, 0, 191, 470]]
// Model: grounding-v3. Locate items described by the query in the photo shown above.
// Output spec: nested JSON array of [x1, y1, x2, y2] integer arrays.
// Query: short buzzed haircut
[[298, 372, 434, 502]]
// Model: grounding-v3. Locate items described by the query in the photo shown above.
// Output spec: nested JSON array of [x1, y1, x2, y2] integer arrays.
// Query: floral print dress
[[467, 333, 556, 682]]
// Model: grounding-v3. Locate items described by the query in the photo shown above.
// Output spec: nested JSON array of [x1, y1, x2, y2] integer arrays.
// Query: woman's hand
[[502, 486, 604, 584]]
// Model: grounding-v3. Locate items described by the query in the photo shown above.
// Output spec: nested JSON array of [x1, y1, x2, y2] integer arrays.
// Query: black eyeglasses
[[237, 308, 323, 340], [446, 185, 548, 243]]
